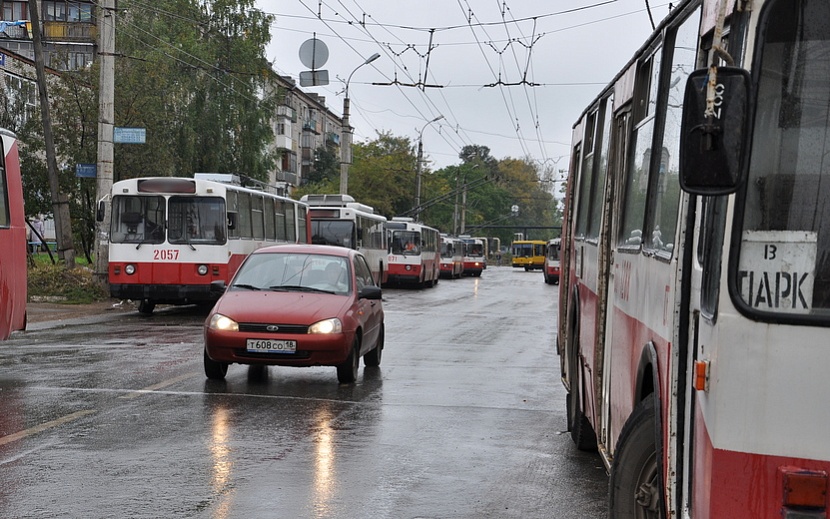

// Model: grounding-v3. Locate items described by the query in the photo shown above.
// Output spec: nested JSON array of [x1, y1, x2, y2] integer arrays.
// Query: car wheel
[[203, 348, 228, 380], [364, 324, 384, 367], [138, 299, 155, 315], [609, 394, 662, 519], [337, 338, 360, 383]]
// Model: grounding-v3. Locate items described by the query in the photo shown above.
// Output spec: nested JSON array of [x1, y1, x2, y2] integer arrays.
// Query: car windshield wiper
[[232, 284, 262, 291], [269, 285, 334, 294]]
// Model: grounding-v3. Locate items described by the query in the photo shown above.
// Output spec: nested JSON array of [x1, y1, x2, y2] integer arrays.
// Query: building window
[[3, 1, 27, 20], [43, 1, 94, 22]]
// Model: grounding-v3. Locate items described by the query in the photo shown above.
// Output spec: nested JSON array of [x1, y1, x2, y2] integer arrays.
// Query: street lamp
[[414, 114, 444, 220], [340, 52, 380, 195]]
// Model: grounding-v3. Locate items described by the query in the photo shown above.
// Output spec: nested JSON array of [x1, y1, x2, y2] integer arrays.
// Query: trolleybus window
[[168, 196, 225, 245], [738, 0, 830, 316], [619, 48, 662, 248], [111, 195, 165, 244]]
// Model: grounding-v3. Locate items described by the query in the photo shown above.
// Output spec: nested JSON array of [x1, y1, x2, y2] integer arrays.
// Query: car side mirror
[[210, 280, 227, 294], [358, 285, 382, 300], [679, 66, 751, 195]]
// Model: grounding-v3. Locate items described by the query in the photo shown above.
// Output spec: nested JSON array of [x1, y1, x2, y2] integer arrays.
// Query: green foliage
[[27, 262, 108, 303]]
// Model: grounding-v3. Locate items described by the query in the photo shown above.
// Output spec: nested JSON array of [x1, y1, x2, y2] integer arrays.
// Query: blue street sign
[[75, 163, 97, 178], [114, 127, 146, 144]]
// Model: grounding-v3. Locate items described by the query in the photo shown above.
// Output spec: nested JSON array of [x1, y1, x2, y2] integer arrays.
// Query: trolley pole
[[94, 0, 116, 286]]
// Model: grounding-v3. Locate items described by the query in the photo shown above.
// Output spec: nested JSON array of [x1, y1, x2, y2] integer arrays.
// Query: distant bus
[[107, 176, 309, 314], [439, 234, 463, 279], [0, 129, 25, 339], [543, 238, 560, 285], [302, 194, 388, 285], [459, 236, 485, 277], [385, 217, 440, 287], [511, 240, 545, 271]]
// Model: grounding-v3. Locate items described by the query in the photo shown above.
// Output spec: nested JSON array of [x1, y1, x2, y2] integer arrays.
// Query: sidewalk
[[26, 299, 137, 325]]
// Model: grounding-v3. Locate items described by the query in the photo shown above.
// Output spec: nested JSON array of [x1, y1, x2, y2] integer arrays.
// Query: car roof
[[251, 243, 357, 258]]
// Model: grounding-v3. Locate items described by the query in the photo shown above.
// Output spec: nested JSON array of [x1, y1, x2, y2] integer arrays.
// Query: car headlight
[[308, 318, 342, 334], [209, 313, 239, 332]]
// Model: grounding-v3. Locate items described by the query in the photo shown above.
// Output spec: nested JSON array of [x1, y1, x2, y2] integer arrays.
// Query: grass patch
[[27, 261, 109, 304]]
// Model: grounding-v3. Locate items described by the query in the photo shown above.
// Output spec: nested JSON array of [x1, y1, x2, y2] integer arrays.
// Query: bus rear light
[[124, 264, 136, 275], [694, 360, 709, 391], [782, 469, 827, 509], [197, 264, 209, 276]]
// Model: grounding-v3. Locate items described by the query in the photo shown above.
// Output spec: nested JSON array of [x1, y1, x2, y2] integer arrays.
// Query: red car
[[203, 244, 384, 383]]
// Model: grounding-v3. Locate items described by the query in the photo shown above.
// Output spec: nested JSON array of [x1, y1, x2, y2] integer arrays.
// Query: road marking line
[[0, 409, 96, 446], [119, 372, 200, 399]]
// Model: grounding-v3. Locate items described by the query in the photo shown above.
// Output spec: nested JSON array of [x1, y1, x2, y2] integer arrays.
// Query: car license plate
[[246, 339, 297, 354]]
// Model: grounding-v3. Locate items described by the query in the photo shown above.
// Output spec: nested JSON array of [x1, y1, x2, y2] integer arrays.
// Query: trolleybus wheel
[[609, 394, 662, 519], [138, 299, 155, 315], [203, 349, 228, 380], [337, 338, 360, 384]]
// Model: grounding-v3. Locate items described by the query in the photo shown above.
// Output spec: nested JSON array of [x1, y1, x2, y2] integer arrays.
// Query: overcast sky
[[254, 0, 670, 175]]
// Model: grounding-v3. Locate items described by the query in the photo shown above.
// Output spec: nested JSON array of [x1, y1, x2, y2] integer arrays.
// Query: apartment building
[[270, 75, 342, 194], [0, 1, 95, 70]]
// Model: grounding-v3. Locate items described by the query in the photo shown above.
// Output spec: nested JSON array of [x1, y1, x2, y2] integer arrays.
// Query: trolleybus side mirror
[[96, 200, 105, 222], [227, 212, 237, 231], [679, 66, 751, 196]]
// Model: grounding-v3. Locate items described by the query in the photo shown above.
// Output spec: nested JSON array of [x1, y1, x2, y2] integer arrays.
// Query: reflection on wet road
[[0, 267, 607, 518]]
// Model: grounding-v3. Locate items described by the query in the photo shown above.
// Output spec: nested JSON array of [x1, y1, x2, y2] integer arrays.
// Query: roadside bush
[[27, 261, 108, 304]]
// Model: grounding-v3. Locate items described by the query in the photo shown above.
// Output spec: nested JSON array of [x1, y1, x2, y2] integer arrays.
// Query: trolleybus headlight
[[197, 264, 209, 276], [125, 264, 136, 275], [308, 318, 342, 335], [209, 313, 239, 332], [405, 265, 412, 271]]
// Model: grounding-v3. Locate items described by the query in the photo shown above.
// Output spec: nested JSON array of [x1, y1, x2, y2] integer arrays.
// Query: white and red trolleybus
[[558, 0, 830, 517], [459, 235, 485, 277], [543, 238, 560, 285], [384, 217, 440, 287], [0, 129, 25, 339], [301, 193, 388, 285], [107, 176, 309, 314], [439, 234, 463, 279]]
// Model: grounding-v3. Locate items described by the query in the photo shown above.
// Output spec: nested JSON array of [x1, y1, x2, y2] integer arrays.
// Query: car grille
[[238, 323, 309, 334]]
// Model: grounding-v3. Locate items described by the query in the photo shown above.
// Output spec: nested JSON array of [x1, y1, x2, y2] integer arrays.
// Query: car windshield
[[231, 252, 351, 295]]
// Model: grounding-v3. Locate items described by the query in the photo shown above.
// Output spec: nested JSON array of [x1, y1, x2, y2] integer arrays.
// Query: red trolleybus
[[0, 130, 25, 339], [543, 238, 560, 285], [301, 194, 388, 285], [384, 217, 440, 287], [439, 234, 463, 279], [107, 176, 309, 314], [459, 236, 485, 277], [558, 0, 830, 517]]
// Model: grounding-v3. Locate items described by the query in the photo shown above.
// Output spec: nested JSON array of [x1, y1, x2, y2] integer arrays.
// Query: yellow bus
[[510, 240, 545, 271]]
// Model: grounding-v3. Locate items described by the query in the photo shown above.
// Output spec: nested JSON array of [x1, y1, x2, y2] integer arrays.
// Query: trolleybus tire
[[337, 338, 360, 384], [364, 325, 384, 367], [203, 349, 228, 380], [609, 393, 662, 519], [138, 299, 155, 315]]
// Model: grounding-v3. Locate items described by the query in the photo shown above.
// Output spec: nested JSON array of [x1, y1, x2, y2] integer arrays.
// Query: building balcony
[[42, 22, 97, 42], [326, 132, 340, 146], [275, 134, 293, 151], [277, 105, 296, 122], [302, 119, 320, 134]]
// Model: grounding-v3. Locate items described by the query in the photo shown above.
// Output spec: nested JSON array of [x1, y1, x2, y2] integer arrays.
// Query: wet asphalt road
[[1, 266, 607, 519]]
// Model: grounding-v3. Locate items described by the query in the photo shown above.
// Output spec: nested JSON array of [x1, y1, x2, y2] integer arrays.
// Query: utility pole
[[340, 53, 380, 195], [28, 1, 75, 267], [414, 115, 443, 221], [94, 0, 116, 285]]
